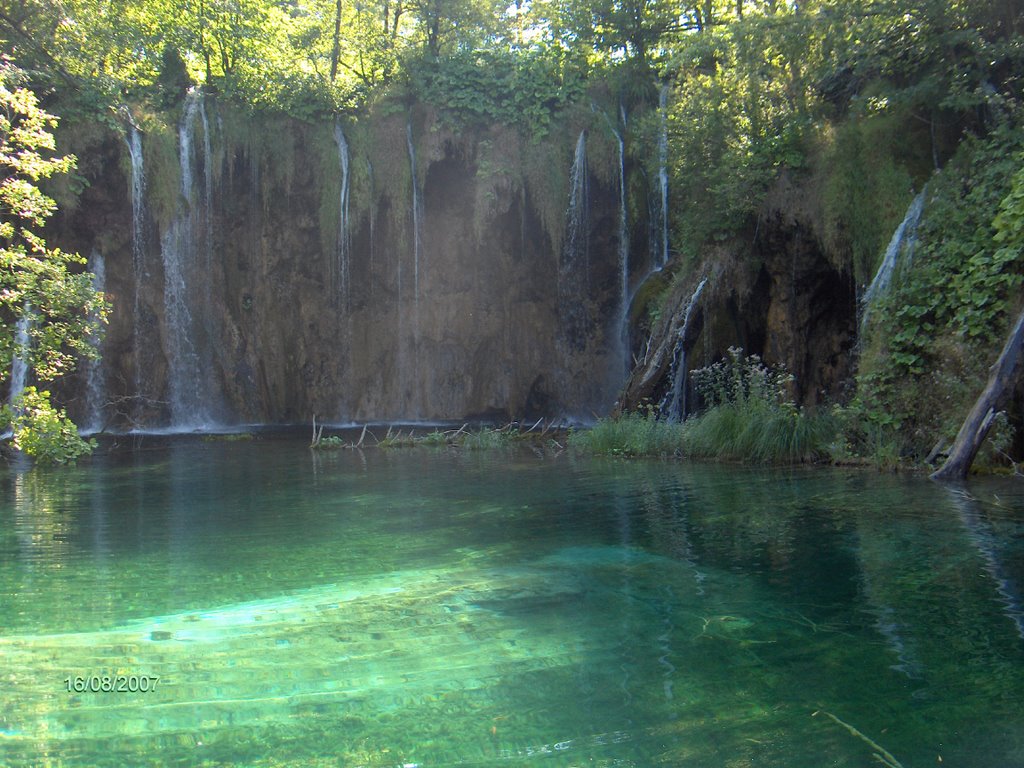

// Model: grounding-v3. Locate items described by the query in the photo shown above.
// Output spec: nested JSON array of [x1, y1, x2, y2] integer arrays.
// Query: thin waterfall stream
[[663, 277, 708, 422], [559, 130, 590, 354], [861, 190, 926, 333], [124, 120, 146, 414], [83, 251, 106, 434], [333, 121, 352, 309], [657, 84, 670, 270]]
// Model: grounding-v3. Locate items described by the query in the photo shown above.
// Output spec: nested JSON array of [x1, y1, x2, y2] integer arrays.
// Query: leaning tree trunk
[[931, 307, 1024, 481]]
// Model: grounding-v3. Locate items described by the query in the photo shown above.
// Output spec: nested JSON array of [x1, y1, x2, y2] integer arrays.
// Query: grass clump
[[569, 412, 684, 457], [458, 428, 517, 450], [683, 348, 836, 464]]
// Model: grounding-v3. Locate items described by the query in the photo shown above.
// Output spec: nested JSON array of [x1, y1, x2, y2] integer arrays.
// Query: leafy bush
[[5, 387, 94, 464], [690, 347, 794, 410], [411, 49, 587, 139]]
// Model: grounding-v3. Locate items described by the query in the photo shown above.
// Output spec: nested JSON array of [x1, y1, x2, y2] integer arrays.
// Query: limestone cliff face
[[49, 100, 628, 428]]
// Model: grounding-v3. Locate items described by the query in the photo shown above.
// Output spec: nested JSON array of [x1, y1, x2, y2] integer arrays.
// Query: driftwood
[[310, 415, 324, 447], [931, 307, 1024, 481]]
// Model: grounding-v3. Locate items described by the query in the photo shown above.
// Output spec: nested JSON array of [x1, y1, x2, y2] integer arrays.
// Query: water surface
[[1, 437, 1023, 766]]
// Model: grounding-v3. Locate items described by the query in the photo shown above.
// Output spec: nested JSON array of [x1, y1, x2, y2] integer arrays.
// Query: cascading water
[[613, 120, 629, 375], [333, 122, 351, 308], [161, 88, 218, 429], [9, 310, 30, 410], [405, 122, 424, 416], [3, 307, 32, 438], [124, 120, 146, 411], [366, 159, 376, 278], [595, 104, 631, 378], [198, 97, 214, 295], [125, 123, 146, 275], [406, 123, 423, 308], [559, 130, 590, 353], [860, 190, 926, 333], [83, 251, 107, 434], [663, 277, 707, 422], [657, 84, 670, 270]]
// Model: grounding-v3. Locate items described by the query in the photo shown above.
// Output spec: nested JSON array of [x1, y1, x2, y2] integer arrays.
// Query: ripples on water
[[0, 437, 1022, 766]]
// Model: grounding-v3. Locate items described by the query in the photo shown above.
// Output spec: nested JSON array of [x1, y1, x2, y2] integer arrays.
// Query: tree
[[0, 60, 106, 461]]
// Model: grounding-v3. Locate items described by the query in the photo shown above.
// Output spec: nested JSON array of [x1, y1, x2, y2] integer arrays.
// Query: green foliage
[[690, 347, 793, 409], [412, 49, 587, 139], [820, 112, 919, 281], [4, 387, 94, 463], [658, 10, 818, 255], [569, 412, 684, 457], [310, 434, 348, 450], [0, 62, 107, 388], [828, 401, 906, 470], [855, 121, 1024, 457], [684, 349, 836, 464]]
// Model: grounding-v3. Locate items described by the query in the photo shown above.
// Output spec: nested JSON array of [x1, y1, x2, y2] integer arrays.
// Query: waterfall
[[595, 104, 631, 377], [657, 84, 670, 270], [125, 123, 146, 276], [124, 120, 146, 413], [161, 88, 218, 429], [559, 130, 590, 352], [406, 123, 422, 307], [198, 96, 214, 284], [366, 159, 376, 278], [83, 251, 106, 434], [613, 121, 629, 374], [406, 122, 423, 416], [663, 277, 707, 422], [333, 121, 351, 308], [9, 309, 30, 410], [861, 190, 926, 333], [3, 306, 31, 438]]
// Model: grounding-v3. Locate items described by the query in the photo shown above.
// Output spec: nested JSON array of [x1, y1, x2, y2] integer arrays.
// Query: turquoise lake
[[1, 436, 1023, 766]]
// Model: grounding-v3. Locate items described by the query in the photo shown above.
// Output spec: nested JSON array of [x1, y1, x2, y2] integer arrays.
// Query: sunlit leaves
[[0, 63, 105, 387]]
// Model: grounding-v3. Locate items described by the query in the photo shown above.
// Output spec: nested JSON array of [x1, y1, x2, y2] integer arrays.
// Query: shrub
[[4, 387, 94, 464]]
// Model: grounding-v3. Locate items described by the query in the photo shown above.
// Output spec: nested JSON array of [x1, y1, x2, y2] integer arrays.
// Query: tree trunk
[[330, 0, 343, 82], [931, 307, 1024, 481]]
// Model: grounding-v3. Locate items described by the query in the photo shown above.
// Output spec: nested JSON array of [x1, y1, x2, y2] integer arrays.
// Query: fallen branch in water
[[813, 710, 904, 768]]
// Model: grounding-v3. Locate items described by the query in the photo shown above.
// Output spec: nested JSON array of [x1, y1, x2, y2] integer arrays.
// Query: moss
[[365, 106, 414, 256], [136, 109, 181, 229], [520, 129, 570, 253], [818, 111, 921, 282]]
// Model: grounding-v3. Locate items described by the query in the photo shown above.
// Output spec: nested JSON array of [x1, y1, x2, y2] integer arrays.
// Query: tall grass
[[682, 402, 836, 463], [682, 348, 837, 464], [569, 413, 685, 456], [573, 349, 837, 464]]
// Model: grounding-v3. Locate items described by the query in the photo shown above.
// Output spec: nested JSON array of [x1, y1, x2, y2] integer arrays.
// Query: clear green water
[[2, 437, 1024, 767]]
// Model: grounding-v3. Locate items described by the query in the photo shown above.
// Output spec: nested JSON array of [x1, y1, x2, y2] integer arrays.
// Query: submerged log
[[931, 307, 1024, 481]]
